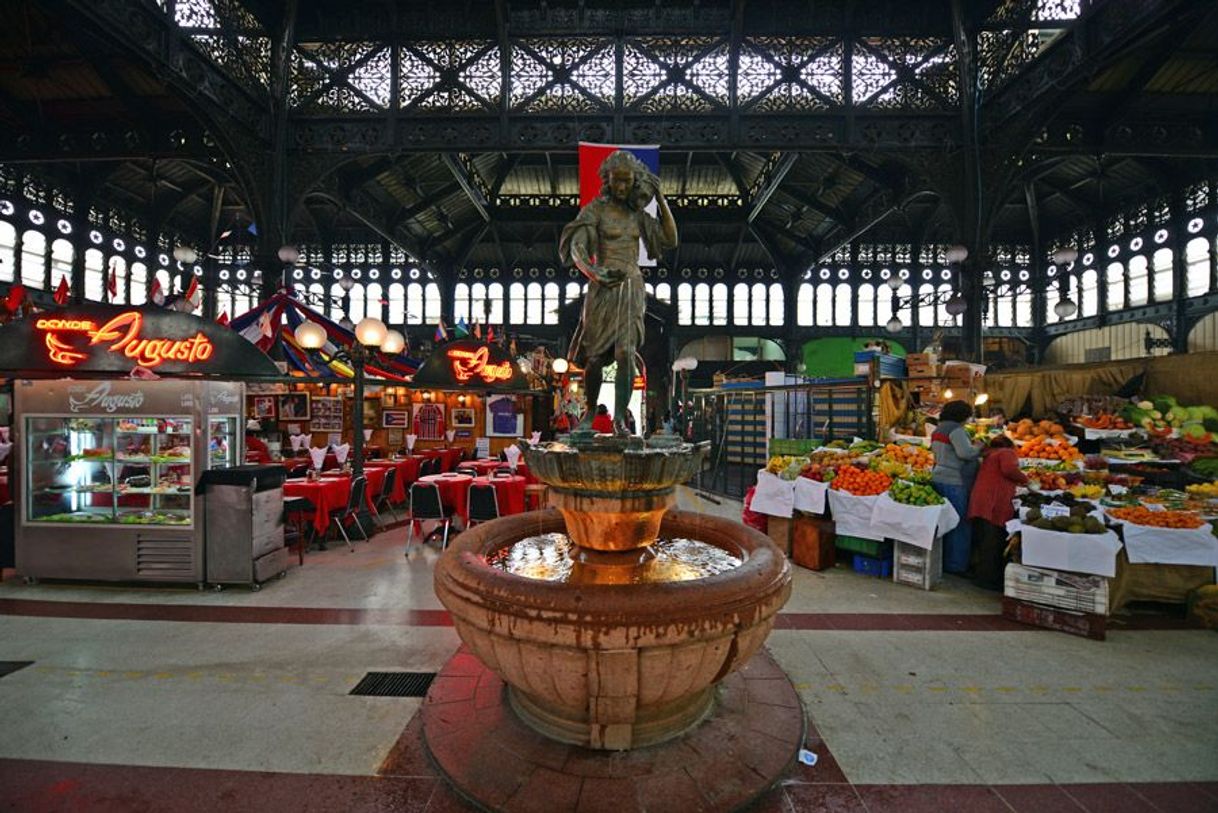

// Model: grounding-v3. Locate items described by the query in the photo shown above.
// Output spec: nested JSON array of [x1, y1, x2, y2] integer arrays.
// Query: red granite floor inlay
[[0, 598, 1195, 632]]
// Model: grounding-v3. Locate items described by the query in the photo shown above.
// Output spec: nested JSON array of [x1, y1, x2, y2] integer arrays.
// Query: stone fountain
[[432, 434, 792, 752]]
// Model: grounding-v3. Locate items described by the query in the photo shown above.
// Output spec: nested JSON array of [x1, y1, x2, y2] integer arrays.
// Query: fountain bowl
[[434, 507, 792, 750]]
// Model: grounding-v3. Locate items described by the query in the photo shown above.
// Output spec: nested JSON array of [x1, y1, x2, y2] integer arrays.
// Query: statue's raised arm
[[558, 151, 678, 436]]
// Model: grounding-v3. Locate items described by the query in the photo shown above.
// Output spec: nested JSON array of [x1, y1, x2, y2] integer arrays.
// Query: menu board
[[311, 397, 343, 432]]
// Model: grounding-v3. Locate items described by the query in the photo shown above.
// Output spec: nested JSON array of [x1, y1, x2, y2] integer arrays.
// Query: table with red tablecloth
[[0, 475, 9, 505], [284, 477, 351, 535], [363, 459, 413, 503], [416, 473, 472, 525], [470, 474, 526, 519], [319, 468, 385, 512], [468, 458, 535, 483]]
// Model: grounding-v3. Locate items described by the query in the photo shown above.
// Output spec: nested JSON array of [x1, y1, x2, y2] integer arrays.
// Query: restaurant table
[[283, 477, 351, 535], [471, 474, 526, 519], [364, 459, 414, 503], [469, 458, 536, 483], [319, 468, 385, 512], [416, 472, 473, 525]]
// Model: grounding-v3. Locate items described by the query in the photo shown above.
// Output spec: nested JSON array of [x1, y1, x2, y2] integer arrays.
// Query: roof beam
[[746, 153, 798, 224], [442, 153, 490, 222]]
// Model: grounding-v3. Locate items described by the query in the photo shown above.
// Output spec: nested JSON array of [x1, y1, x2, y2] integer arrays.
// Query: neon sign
[[446, 345, 514, 384], [36, 311, 215, 368]]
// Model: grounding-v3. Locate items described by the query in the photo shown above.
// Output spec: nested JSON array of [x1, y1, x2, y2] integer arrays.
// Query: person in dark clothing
[[967, 436, 1027, 589]]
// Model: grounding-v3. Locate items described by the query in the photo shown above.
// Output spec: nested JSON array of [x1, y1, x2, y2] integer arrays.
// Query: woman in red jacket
[[590, 404, 615, 434], [966, 436, 1027, 590]]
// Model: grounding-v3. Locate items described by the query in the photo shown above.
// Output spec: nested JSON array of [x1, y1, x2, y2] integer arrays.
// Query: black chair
[[327, 475, 368, 550], [283, 497, 312, 564], [373, 468, 399, 523], [420, 457, 440, 478], [455, 466, 479, 477], [405, 482, 451, 556], [498, 450, 509, 462], [289, 464, 310, 479], [467, 482, 500, 526], [493, 465, 514, 477]]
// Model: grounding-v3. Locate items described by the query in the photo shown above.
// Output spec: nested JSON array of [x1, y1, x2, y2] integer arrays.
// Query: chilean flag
[[578, 141, 660, 266]]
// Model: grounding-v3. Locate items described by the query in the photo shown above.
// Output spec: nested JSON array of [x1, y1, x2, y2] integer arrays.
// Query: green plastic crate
[[835, 535, 891, 558], [768, 438, 823, 457]]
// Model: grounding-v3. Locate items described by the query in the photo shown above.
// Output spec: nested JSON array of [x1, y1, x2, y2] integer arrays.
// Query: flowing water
[[486, 532, 743, 583]]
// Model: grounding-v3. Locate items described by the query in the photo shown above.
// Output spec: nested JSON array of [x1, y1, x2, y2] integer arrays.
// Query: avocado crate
[[836, 535, 891, 559], [892, 539, 943, 590], [1003, 563, 1109, 615]]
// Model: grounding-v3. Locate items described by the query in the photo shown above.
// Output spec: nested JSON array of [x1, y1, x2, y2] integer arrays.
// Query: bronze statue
[[559, 150, 678, 435]]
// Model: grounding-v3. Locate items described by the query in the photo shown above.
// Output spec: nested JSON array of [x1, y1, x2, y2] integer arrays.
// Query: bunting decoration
[[454, 317, 470, 338], [216, 311, 230, 326], [149, 277, 165, 306], [486, 323, 495, 344], [53, 276, 70, 306], [434, 317, 448, 343], [184, 275, 201, 310]]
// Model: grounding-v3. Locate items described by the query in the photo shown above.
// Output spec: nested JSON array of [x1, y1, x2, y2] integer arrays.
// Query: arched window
[[387, 283, 405, 324], [1080, 269, 1098, 317], [768, 283, 784, 326], [564, 281, 582, 303], [129, 261, 147, 305], [732, 283, 749, 326], [834, 283, 851, 326], [50, 238, 74, 295], [329, 282, 346, 320], [85, 248, 105, 301], [997, 286, 1013, 326], [856, 283, 875, 327], [22, 230, 46, 289], [706, 283, 725, 325], [816, 283, 833, 325], [0, 221, 15, 282], [486, 282, 504, 324], [544, 282, 560, 324], [1127, 256, 1149, 306], [796, 283, 815, 325], [692, 282, 710, 325], [292, 282, 307, 304], [654, 282, 671, 303], [876, 283, 893, 327], [308, 283, 326, 312], [424, 282, 441, 324], [470, 282, 487, 322], [508, 282, 526, 324], [454, 282, 471, 322], [1106, 262, 1125, 311], [1015, 288, 1032, 327], [918, 284, 936, 327], [1186, 237, 1210, 297], [935, 283, 953, 325], [526, 282, 543, 324], [1152, 247, 1173, 302], [233, 287, 253, 320], [347, 283, 365, 322], [364, 283, 383, 322], [751, 283, 768, 326], [676, 282, 692, 325]]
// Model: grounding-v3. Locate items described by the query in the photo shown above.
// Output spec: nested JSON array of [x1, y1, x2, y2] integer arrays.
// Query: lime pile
[[889, 479, 944, 506]]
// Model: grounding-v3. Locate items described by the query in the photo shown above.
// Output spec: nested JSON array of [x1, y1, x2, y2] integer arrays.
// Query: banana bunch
[[878, 381, 909, 439]]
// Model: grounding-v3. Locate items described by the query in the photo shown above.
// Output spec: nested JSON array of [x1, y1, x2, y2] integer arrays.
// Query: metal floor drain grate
[[349, 671, 436, 697], [0, 661, 34, 679]]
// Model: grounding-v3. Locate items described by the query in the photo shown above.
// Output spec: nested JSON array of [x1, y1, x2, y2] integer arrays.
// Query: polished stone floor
[[1, 489, 1215, 811]]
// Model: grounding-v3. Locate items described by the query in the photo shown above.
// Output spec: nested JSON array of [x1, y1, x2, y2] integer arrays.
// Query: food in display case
[[25, 415, 195, 527]]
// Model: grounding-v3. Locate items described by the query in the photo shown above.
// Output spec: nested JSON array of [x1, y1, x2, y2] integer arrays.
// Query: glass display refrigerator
[[14, 379, 245, 585]]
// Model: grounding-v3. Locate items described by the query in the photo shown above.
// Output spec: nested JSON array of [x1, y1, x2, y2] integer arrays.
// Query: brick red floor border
[[0, 598, 1195, 632]]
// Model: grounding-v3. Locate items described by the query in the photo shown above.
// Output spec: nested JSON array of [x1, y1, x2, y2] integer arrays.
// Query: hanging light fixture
[[339, 317, 355, 332], [294, 320, 327, 349], [943, 388, 955, 400], [886, 316, 903, 333], [945, 293, 967, 317], [173, 245, 198, 264], [945, 245, 969, 263], [1052, 247, 1079, 266], [982, 270, 996, 287], [1054, 298, 1078, 319], [974, 393, 989, 406], [355, 317, 388, 348], [277, 245, 301, 264], [338, 275, 356, 292], [552, 357, 569, 375], [886, 273, 903, 291], [380, 329, 406, 354]]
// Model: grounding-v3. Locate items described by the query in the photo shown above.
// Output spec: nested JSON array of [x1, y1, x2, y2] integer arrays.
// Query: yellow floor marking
[[994, 687, 1017, 693], [124, 671, 144, 679], [1128, 686, 1147, 692], [928, 686, 949, 693], [96, 671, 111, 678], [153, 672, 174, 680]]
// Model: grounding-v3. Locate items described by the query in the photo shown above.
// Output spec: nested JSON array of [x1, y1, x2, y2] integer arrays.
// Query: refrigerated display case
[[14, 379, 245, 585]]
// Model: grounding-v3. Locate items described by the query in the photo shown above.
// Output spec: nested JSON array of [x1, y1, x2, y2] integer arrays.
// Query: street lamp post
[[294, 317, 403, 479]]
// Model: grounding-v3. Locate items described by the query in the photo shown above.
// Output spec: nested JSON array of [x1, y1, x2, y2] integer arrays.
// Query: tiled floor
[[1, 489, 1215, 811]]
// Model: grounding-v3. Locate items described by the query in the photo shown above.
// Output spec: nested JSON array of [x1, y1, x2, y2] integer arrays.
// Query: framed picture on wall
[[252, 395, 277, 420], [386, 429, 404, 448], [411, 402, 446, 440], [451, 407, 476, 428], [310, 397, 343, 432], [382, 410, 410, 429], [486, 394, 523, 437], [383, 394, 396, 408], [277, 392, 310, 421]]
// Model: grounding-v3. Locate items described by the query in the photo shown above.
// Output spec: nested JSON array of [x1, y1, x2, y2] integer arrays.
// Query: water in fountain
[[486, 532, 743, 584]]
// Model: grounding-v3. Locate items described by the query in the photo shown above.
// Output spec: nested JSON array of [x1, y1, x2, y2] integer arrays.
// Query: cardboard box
[[905, 353, 940, 367], [792, 514, 835, 571]]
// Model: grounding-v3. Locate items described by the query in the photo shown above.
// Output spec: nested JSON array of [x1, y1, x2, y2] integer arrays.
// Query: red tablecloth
[[284, 477, 351, 534], [469, 459, 504, 475], [318, 468, 385, 512], [364, 459, 413, 503], [0, 475, 9, 504], [471, 474, 526, 518], [416, 473, 472, 524]]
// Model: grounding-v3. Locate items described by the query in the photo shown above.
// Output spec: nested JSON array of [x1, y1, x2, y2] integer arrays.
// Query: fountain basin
[[434, 508, 792, 750]]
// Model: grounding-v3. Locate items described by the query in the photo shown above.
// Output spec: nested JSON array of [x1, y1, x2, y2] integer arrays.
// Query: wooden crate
[[766, 515, 793, 556], [792, 514, 835, 571], [1001, 596, 1106, 640]]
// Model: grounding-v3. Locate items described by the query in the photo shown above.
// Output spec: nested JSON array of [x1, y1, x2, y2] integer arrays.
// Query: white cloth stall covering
[[827, 491, 882, 541], [1013, 521, 1123, 577], [868, 493, 959, 550], [1111, 520, 1218, 567], [793, 477, 829, 515], [751, 470, 795, 518]]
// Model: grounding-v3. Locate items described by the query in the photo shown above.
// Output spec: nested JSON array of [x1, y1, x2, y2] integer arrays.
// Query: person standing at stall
[[930, 399, 982, 574], [967, 436, 1027, 589]]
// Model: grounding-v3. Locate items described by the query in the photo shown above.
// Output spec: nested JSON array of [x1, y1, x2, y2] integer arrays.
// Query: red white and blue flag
[[578, 141, 660, 266]]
